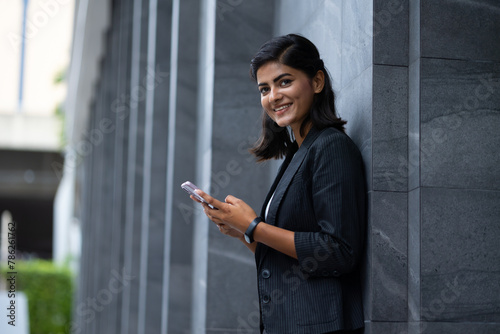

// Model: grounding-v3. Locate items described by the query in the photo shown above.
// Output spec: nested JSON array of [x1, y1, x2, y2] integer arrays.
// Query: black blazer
[[255, 126, 366, 334]]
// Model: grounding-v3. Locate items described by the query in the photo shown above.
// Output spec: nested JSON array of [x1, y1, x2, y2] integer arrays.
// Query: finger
[[196, 189, 225, 210], [203, 205, 222, 222], [216, 224, 227, 234], [224, 194, 240, 205], [190, 195, 202, 203]]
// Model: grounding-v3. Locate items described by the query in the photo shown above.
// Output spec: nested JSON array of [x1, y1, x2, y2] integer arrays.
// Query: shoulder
[[310, 127, 360, 156]]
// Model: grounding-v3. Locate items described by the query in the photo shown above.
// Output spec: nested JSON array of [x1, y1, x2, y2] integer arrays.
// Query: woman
[[192, 34, 366, 334]]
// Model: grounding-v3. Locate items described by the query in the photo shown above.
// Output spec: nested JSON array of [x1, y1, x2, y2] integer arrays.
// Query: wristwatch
[[244, 217, 263, 243]]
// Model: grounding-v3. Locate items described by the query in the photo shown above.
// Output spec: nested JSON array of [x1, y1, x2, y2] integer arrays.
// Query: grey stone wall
[[75, 0, 273, 333], [408, 1, 500, 333], [275, 0, 500, 333], [72, 0, 499, 333]]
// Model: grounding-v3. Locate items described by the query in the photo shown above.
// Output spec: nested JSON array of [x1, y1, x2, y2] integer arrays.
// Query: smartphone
[[181, 181, 217, 210]]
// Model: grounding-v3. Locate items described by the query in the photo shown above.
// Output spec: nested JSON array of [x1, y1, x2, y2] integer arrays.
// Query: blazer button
[[333, 270, 340, 277], [262, 295, 270, 304], [262, 269, 271, 279]]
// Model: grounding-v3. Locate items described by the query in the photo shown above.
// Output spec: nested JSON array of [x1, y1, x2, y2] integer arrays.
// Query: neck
[[292, 122, 312, 147]]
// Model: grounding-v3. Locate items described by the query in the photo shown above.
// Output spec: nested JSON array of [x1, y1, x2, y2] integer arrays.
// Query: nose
[[269, 87, 282, 103]]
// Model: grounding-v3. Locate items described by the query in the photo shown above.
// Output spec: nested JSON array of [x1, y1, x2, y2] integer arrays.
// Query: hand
[[216, 224, 244, 240], [192, 189, 258, 234]]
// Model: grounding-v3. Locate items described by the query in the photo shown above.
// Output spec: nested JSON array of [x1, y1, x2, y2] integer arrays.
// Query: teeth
[[275, 104, 291, 112]]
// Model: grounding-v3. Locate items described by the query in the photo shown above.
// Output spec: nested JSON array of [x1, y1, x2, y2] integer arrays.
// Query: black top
[[255, 126, 366, 334]]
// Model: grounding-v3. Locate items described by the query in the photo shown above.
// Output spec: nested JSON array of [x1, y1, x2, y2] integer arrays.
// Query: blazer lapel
[[256, 127, 322, 267], [259, 143, 297, 218]]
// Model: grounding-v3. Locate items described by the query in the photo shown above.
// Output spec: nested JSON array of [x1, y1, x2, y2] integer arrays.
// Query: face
[[256, 62, 324, 136]]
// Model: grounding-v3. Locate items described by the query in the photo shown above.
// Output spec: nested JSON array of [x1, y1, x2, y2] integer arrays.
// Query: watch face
[[244, 234, 251, 243]]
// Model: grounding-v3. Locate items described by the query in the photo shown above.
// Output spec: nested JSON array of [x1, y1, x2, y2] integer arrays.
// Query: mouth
[[273, 103, 292, 115]]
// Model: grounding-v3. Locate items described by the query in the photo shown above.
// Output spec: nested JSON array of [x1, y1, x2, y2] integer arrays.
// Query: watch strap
[[244, 216, 263, 243]]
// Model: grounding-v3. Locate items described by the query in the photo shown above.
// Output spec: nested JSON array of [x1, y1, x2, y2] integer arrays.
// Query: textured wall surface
[[409, 1, 500, 333], [72, 1, 499, 333]]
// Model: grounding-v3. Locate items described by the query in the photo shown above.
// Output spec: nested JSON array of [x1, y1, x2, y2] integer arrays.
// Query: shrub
[[1, 259, 73, 334]]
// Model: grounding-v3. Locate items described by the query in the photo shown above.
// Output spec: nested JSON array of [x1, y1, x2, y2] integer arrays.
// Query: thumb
[[224, 195, 239, 205]]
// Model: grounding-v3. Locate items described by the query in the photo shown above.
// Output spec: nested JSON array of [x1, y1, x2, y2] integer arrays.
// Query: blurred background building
[[0, 0, 74, 261], [2, 0, 498, 333]]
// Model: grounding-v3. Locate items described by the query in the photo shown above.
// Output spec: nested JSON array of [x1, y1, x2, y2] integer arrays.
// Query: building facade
[[58, 0, 500, 333]]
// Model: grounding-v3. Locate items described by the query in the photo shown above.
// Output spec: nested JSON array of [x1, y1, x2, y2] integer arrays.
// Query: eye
[[259, 86, 269, 94], [280, 79, 292, 86]]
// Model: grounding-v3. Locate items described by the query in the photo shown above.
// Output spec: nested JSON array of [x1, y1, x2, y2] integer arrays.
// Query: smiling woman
[[191, 34, 366, 334], [249, 34, 347, 162], [256, 62, 323, 144]]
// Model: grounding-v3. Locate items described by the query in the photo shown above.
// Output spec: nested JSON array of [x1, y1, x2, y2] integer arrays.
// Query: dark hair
[[249, 34, 346, 161]]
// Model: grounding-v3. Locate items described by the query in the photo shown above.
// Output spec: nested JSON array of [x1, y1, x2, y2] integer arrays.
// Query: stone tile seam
[[415, 185, 500, 193], [372, 189, 409, 194], [373, 62, 408, 68], [419, 56, 500, 65], [366, 320, 411, 323], [338, 64, 373, 93], [406, 320, 500, 325]]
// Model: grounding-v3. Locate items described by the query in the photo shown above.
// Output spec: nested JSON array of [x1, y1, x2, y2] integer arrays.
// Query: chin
[[274, 119, 290, 128]]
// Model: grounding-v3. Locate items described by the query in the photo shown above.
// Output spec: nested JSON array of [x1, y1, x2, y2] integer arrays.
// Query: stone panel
[[408, 188, 420, 322], [364, 321, 408, 334], [420, 321, 500, 334], [408, 0, 420, 63], [274, 0, 326, 34], [200, 0, 274, 332], [214, 0, 274, 64], [122, 0, 151, 329], [98, 41, 118, 332], [369, 191, 408, 321], [206, 239, 258, 330], [421, 187, 500, 322], [373, 65, 408, 192], [421, 0, 500, 62], [407, 59, 420, 191], [420, 58, 500, 190], [167, 0, 200, 332], [337, 66, 373, 191], [280, 0, 343, 91], [342, 0, 373, 87], [111, 0, 133, 331], [373, 0, 409, 66], [143, 0, 173, 330]]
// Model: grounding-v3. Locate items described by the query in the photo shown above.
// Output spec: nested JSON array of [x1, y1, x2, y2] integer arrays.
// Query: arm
[[253, 222, 297, 259], [194, 191, 296, 258], [294, 134, 366, 277], [240, 236, 258, 253]]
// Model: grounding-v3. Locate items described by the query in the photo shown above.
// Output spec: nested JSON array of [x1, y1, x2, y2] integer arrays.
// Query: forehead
[[256, 62, 300, 83]]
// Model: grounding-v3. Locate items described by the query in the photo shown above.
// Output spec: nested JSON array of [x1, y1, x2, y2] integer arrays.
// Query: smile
[[274, 103, 292, 112]]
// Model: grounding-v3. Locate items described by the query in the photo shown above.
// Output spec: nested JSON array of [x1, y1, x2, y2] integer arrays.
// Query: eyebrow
[[257, 73, 292, 86]]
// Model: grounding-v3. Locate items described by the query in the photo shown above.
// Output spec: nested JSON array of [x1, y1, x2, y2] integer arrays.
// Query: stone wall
[[72, 1, 499, 333]]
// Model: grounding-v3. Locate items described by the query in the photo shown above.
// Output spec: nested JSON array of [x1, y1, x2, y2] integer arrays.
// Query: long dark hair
[[249, 34, 346, 161]]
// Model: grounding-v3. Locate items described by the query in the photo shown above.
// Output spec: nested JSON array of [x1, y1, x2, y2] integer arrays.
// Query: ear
[[312, 70, 325, 94]]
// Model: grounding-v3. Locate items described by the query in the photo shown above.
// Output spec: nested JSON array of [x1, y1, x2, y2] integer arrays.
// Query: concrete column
[[95, 25, 118, 332], [192, 1, 274, 333], [120, 0, 147, 333], [109, 0, 134, 332], [120, 0, 162, 333], [164, 0, 200, 333], [87, 72, 107, 334], [137, 0, 173, 333]]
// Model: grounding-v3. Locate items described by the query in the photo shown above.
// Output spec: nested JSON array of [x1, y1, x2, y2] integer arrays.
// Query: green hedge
[[1, 259, 73, 334]]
